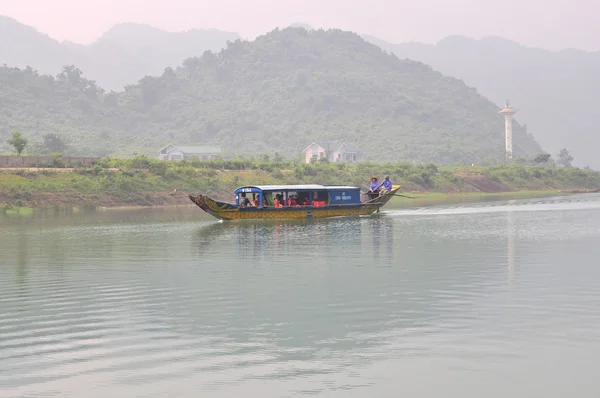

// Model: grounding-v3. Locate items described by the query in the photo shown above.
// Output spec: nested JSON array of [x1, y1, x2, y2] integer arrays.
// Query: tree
[[6, 132, 28, 155], [533, 153, 551, 164], [39, 133, 68, 154], [557, 148, 574, 168]]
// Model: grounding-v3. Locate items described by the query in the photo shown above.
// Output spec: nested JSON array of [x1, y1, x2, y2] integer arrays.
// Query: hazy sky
[[1, 0, 597, 50]]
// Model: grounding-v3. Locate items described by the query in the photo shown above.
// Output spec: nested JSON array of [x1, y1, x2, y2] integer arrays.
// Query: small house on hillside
[[159, 144, 221, 161], [302, 141, 364, 164]]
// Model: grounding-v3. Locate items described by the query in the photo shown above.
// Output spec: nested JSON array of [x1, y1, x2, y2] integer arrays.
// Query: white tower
[[499, 101, 517, 160]]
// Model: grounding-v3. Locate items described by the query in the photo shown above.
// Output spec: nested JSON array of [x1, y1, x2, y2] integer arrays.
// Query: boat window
[[296, 191, 310, 206], [262, 192, 273, 207], [285, 192, 299, 206], [312, 191, 329, 207]]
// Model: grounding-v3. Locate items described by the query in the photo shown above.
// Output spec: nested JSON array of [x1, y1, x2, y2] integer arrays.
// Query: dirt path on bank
[[0, 168, 121, 173], [0, 168, 263, 173]]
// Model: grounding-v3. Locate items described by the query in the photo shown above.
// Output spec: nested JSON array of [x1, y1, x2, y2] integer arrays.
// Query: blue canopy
[[234, 185, 362, 205], [235, 185, 360, 194]]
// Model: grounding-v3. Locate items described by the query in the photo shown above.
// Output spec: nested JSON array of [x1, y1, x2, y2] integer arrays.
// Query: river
[[2, 194, 600, 397]]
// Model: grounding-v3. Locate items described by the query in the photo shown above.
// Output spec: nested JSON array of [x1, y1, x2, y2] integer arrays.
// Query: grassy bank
[[1, 155, 599, 209]]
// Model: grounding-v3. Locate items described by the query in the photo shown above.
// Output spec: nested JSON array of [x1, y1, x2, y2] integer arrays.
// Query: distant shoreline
[[1, 189, 591, 217], [2, 158, 599, 213]]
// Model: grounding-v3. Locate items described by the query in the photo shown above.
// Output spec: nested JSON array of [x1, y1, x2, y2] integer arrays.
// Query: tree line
[[5, 131, 68, 155], [3, 130, 577, 170]]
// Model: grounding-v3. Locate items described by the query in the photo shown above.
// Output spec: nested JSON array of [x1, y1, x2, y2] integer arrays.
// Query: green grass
[[1, 205, 33, 216]]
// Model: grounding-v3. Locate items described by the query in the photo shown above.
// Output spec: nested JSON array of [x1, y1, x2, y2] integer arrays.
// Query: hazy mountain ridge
[[1, 16, 595, 165], [0, 16, 79, 73], [362, 34, 600, 168], [0, 27, 542, 163], [0, 16, 240, 90]]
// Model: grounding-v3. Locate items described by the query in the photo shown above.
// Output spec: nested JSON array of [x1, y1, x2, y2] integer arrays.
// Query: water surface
[[2, 194, 600, 397]]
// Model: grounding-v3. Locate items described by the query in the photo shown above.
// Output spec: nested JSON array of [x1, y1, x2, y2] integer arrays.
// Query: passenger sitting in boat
[[274, 194, 283, 208], [369, 177, 380, 193], [289, 195, 297, 206], [379, 175, 393, 194], [367, 177, 381, 200], [253, 195, 260, 207], [240, 193, 251, 207]]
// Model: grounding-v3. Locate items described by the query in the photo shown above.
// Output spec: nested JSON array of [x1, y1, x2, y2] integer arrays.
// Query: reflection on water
[[507, 207, 516, 285], [1, 195, 600, 397], [194, 217, 397, 264]]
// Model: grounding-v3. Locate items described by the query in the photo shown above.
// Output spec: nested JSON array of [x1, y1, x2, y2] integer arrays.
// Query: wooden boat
[[188, 184, 401, 221]]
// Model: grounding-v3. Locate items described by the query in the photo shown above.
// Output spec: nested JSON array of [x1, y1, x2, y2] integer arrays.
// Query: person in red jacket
[[274, 194, 283, 208]]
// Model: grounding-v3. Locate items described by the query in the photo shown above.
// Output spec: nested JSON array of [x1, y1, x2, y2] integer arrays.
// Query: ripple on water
[[2, 198, 600, 397]]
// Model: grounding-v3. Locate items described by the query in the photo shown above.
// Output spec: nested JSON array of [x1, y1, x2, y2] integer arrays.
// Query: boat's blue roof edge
[[235, 184, 361, 192]]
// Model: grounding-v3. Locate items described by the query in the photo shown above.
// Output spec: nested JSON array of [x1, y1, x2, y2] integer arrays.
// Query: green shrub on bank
[[2, 156, 600, 201]]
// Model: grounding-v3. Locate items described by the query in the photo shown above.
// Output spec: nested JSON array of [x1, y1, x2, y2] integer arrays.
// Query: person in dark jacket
[[240, 192, 251, 207]]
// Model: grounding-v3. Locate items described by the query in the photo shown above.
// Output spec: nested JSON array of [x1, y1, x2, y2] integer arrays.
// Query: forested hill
[[0, 27, 543, 163], [362, 34, 600, 168]]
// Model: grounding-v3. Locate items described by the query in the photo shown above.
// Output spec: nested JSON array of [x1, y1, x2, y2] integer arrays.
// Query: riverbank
[[1, 156, 599, 210]]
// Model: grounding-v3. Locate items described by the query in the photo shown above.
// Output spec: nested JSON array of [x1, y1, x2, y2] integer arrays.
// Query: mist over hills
[[362, 34, 600, 168], [0, 26, 541, 163], [1, 16, 595, 165], [0, 16, 74, 75], [0, 16, 240, 90]]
